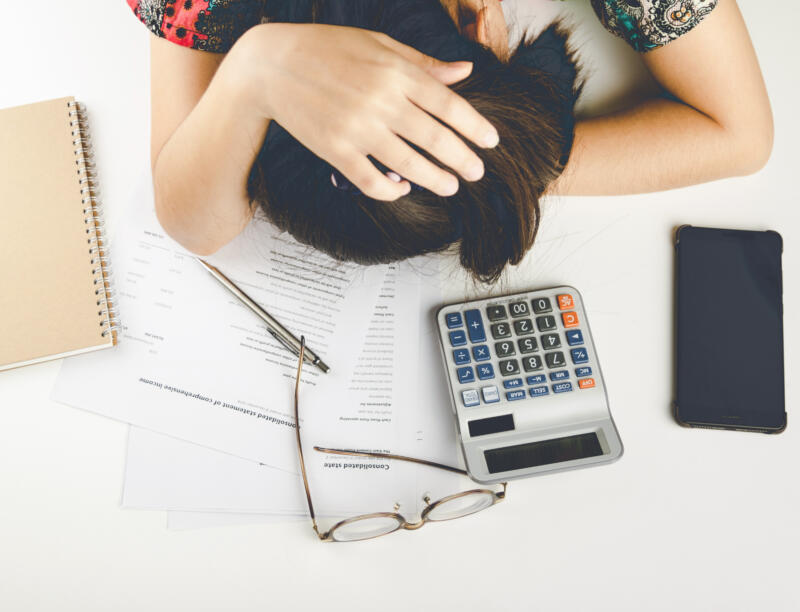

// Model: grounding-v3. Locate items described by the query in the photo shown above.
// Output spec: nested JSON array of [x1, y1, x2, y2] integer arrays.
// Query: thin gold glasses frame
[[293, 336, 507, 542]]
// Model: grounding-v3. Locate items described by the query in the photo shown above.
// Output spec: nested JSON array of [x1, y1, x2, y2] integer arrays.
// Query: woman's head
[[248, 0, 579, 283]]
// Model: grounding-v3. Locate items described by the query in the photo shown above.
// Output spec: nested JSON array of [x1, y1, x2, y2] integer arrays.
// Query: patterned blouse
[[126, 0, 718, 54]]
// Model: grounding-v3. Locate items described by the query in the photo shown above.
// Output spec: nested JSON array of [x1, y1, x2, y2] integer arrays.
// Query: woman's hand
[[228, 23, 500, 200]]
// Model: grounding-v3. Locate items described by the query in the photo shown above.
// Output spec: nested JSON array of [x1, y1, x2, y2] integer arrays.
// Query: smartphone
[[674, 226, 786, 433]]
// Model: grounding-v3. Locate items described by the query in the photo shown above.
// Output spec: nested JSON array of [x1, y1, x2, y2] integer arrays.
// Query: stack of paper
[[52, 181, 467, 530]]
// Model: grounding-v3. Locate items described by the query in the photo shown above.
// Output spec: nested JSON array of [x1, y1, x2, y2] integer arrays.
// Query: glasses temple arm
[[312, 446, 468, 476], [294, 337, 324, 538]]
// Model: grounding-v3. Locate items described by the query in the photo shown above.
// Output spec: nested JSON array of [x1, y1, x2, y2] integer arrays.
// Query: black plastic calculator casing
[[674, 225, 786, 433]]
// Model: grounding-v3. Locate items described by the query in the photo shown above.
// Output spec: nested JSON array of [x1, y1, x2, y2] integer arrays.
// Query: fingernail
[[386, 171, 402, 183], [442, 176, 459, 196], [483, 129, 500, 148], [465, 161, 485, 181]]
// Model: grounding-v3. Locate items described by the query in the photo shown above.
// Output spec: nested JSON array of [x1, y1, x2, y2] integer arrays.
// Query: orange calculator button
[[561, 311, 579, 328], [578, 378, 595, 389], [557, 294, 574, 310]]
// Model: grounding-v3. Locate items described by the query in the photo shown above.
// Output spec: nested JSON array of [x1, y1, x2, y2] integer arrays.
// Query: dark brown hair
[[248, 0, 579, 283]]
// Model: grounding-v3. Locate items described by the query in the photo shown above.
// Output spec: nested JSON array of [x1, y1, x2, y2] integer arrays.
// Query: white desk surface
[[0, 2, 797, 611]]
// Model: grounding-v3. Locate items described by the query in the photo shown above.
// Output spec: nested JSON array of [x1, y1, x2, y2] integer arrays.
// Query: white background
[[0, 1, 797, 611]]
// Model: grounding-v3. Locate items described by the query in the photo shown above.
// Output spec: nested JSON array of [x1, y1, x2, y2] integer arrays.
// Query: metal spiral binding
[[68, 101, 119, 342]]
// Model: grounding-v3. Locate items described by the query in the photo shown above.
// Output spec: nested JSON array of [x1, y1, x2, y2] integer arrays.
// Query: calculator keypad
[[447, 293, 595, 407]]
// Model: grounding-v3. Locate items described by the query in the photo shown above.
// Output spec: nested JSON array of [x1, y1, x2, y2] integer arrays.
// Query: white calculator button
[[461, 389, 480, 407], [481, 386, 500, 403]]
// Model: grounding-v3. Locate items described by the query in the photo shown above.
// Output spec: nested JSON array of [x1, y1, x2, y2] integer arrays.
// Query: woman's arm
[[550, 0, 773, 196], [150, 35, 255, 254], [151, 23, 499, 255]]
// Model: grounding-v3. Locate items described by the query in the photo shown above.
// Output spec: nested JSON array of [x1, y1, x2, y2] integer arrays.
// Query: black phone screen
[[675, 226, 785, 432]]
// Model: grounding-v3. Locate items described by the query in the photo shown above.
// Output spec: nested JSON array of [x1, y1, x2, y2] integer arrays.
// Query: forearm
[[152, 53, 268, 255], [551, 0, 772, 197], [552, 96, 763, 196]]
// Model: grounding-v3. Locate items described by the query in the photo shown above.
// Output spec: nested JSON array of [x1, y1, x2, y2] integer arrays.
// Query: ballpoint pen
[[196, 258, 330, 374]]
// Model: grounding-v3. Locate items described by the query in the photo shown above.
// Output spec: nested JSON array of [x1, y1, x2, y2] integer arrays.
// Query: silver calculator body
[[436, 286, 623, 484]]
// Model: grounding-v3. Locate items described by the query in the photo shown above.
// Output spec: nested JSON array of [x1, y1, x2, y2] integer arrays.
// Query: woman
[[129, 0, 772, 281]]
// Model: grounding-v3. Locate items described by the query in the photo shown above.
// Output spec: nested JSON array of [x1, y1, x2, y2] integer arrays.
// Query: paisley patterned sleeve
[[125, 0, 264, 53], [590, 0, 719, 52]]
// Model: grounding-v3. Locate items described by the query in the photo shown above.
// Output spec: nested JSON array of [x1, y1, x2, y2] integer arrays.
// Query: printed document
[[52, 183, 385, 472], [121, 261, 468, 519]]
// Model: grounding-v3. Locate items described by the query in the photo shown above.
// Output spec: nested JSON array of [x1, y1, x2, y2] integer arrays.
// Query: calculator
[[436, 287, 623, 484]]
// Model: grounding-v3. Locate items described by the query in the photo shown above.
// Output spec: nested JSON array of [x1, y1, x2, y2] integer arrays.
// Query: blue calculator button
[[575, 367, 593, 378], [529, 385, 549, 397], [461, 389, 480, 407], [552, 382, 573, 393], [472, 345, 491, 362], [549, 370, 569, 381], [445, 312, 463, 329], [477, 364, 495, 380], [570, 348, 589, 364], [526, 374, 547, 385], [503, 378, 523, 389], [449, 330, 467, 347], [457, 367, 475, 384], [452, 349, 471, 365], [566, 330, 584, 346], [506, 390, 526, 401], [464, 309, 486, 343]]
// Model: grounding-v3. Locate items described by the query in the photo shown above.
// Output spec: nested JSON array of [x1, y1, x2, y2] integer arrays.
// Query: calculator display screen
[[484, 433, 603, 474]]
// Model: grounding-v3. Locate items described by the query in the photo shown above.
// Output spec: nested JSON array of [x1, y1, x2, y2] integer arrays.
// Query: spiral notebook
[[0, 97, 117, 372]]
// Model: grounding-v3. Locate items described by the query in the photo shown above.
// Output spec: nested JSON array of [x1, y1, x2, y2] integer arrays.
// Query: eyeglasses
[[294, 336, 507, 542]]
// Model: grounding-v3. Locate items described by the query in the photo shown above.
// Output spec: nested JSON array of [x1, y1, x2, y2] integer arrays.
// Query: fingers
[[422, 60, 474, 86], [371, 129, 461, 197], [369, 31, 499, 149], [394, 103, 485, 183], [409, 71, 500, 149], [335, 151, 412, 201], [372, 31, 474, 85]]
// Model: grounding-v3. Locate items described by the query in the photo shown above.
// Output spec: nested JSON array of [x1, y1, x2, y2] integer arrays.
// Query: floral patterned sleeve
[[125, 0, 264, 53], [590, 0, 719, 52]]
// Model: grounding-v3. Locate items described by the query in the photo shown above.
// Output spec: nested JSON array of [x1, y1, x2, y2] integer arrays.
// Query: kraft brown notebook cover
[[0, 97, 117, 371]]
